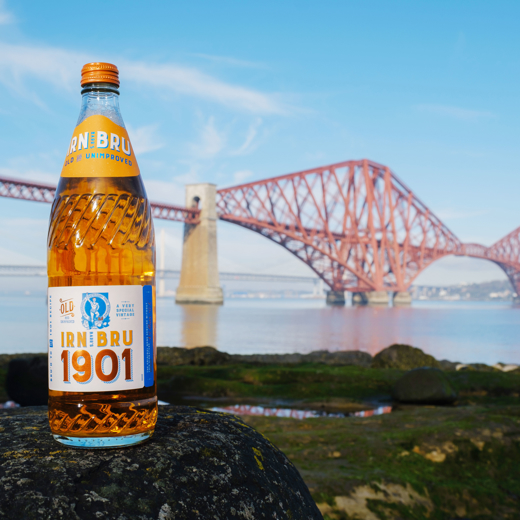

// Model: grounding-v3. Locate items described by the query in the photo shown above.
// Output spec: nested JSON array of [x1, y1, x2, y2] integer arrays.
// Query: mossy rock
[[372, 344, 440, 370], [157, 346, 230, 366], [0, 405, 322, 519], [246, 403, 520, 518], [392, 367, 458, 404]]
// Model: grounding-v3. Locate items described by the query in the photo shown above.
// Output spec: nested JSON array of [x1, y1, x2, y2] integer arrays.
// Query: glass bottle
[[47, 63, 157, 448]]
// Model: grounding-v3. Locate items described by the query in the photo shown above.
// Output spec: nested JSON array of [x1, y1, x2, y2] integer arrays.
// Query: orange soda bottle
[[47, 63, 157, 448]]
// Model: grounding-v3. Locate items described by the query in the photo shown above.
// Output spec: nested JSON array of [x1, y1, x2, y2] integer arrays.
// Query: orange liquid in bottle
[[47, 63, 157, 448]]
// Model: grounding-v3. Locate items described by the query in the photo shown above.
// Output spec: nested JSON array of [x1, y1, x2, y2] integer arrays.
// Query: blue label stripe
[[143, 285, 154, 387]]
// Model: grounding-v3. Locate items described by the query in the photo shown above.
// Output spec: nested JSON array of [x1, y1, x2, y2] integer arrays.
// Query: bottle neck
[[76, 82, 125, 128]]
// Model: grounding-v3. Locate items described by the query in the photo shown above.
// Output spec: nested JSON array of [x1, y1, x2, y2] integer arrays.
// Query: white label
[[48, 285, 154, 392]]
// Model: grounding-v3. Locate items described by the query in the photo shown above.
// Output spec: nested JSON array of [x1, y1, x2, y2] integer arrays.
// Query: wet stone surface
[[0, 405, 322, 519]]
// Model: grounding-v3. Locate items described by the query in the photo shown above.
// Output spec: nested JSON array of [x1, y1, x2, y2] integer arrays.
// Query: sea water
[[1, 294, 519, 365]]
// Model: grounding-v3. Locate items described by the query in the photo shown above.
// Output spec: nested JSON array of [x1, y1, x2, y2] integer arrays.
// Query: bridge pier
[[176, 184, 224, 305], [326, 290, 346, 305], [393, 291, 412, 306], [352, 291, 389, 306]]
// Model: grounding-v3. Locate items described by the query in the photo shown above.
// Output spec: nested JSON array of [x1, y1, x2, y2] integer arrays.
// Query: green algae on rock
[[244, 404, 520, 519], [2, 356, 520, 408], [392, 367, 458, 404], [157, 346, 231, 366], [0, 405, 322, 519], [372, 344, 441, 370], [156, 346, 372, 367]]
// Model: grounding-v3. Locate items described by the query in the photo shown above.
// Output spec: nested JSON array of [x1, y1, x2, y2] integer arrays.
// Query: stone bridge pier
[[350, 291, 412, 306], [175, 184, 224, 305], [325, 290, 346, 305], [326, 290, 412, 307], [393, 291, 412, 306], [352, 291, 389, 306]]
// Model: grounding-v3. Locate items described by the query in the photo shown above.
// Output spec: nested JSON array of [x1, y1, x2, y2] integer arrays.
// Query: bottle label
[[48, 285, 154, 392], [61, 115, 140, 178]]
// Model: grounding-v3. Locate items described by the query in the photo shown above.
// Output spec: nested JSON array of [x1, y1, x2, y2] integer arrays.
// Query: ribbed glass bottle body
[[47, 85, 157, 448]]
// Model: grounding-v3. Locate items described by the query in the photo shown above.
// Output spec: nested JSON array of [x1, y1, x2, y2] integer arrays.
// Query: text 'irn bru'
[[47, 62, 157, 448]]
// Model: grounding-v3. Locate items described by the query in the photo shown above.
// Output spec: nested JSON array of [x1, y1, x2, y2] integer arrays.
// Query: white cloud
[[0, 0, 15, 25], [414, 104, 495, 121], [0, 43, 80, 90], [190, 117, 226, 158], [186, 116, 263, 162], [0, 42, 286, 114], [122, 60, 284, 114], [144, 160, 202, 204], [233, 170, 254, 184], [0, 42, 81, 109], [145, 178, 186, 205], [230, 118, 262, 156], [127, 124, 163, 155], [0, 167, 56, 185]]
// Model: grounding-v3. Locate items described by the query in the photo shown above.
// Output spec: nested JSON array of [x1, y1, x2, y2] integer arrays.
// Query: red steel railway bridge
[[1, 159, 518, 305]]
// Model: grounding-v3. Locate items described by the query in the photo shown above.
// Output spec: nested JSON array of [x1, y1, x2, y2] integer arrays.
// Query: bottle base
[[52, 430, 153, 449]]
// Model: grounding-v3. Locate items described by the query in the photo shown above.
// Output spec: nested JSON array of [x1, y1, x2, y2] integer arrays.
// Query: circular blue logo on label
[[81, 292, 111, 330]]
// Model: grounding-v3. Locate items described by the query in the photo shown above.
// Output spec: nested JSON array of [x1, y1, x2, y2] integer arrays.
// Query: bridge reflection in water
[[180, 304, 219, 349], [154, 298, 520, 365]]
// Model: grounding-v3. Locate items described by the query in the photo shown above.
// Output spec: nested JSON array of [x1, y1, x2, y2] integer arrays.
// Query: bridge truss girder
[[2, 167, 520, 295], [0, 176, 200, 224], [217, 159, 462, 292]]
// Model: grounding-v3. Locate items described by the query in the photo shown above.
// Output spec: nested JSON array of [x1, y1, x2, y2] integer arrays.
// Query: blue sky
[[0, 0, 518, 285]]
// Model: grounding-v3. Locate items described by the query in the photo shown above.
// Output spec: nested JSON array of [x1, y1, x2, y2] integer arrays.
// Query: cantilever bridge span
[[217, 160, 520, 297], [1, 159, 519, 297]]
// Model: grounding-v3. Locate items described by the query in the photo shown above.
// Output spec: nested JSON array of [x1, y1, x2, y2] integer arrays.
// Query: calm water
[[1, 295, 519, 365]]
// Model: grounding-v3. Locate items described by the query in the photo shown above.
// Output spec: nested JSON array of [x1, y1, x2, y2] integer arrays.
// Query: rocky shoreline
[[1, 344, 520, 518], [2, 343, 518, 373], [156, 344, 519, 373], [2, 344, 518, 407]]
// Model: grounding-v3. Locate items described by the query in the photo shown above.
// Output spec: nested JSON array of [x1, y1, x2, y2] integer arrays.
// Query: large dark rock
[[159, 347, 373, 367], [392, 367, 458, 404], [303, 350, 372, 367], [466, 363, 499, 372], [6, 355, 47, 406], [0, 353, 44, 367], [157, 346, 231, 366], [231, 352, 306, 365], [232, 350, 372, 367], [0, 405, 322, 519], [372, 344, 440, 370], [438, 359, 459, 371]]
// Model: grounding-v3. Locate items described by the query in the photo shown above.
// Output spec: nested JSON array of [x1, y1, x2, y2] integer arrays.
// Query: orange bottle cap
[[81, 62, 119, 88]]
